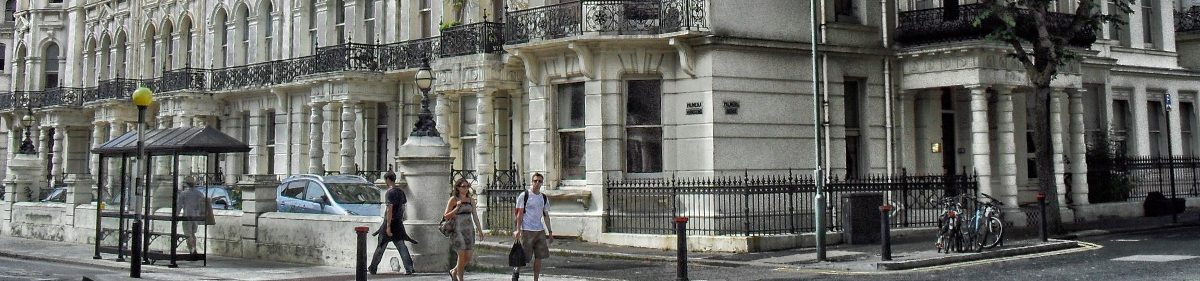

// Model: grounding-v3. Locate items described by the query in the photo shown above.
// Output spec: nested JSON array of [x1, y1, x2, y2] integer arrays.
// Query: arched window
[[214, 8, 228, 67], [145, 25, 156, 77], [5, 0, 14, 22], [0, 43, 6, 71], [181, 17, 193, 67], [261, 2, 274, 61], [162, 21, 174, 72], [99, 36, 110, 80], [236, 4, 249, 65], [44, 42, 60, 88], [115, 31, 128, 78]]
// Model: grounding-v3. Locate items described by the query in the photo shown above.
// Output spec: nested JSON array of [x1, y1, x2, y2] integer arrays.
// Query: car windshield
[[325, 183, 382, 204]]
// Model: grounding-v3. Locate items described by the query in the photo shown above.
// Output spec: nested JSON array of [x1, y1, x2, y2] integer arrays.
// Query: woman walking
[[443, 178, 483, 281]]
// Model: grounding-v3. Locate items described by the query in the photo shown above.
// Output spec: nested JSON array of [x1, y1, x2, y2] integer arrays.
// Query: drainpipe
[[811, 0, 827, 262], [883, 0, 895, 189]]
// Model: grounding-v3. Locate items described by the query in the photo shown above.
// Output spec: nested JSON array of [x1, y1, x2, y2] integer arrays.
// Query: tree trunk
[[1032, 85, 1063, 233]]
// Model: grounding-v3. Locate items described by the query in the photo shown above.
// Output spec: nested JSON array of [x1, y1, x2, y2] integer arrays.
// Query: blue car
[[276, 175, 382, 216], [196, 185, 238, 210]]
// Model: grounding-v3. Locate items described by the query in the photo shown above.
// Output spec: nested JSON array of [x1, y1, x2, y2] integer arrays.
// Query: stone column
[[435, 94, 450, 143], [1050, 88, 1072, 222], [340, 101, 358, 174], [236, 175, 278, 258], [1068, 89, 1090, 205], [969, 86, 994, 198], [90, 122, 108, 199], [107, 122, 127, 189], [397, 131, 452, 273], [897, 90, 918, 171], [994, 86, 1020, 208], [475, 90, 496, 188], [309, 102, 326, 174], [52, 126, 65, 183]]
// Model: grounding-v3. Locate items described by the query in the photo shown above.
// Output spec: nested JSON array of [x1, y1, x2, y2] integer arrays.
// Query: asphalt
[[0, 209, 1194, 280]]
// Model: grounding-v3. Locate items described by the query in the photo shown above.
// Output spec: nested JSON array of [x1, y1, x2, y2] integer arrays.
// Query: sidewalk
[[475, 209, 1200, 273], [0, 236, 601, 281]]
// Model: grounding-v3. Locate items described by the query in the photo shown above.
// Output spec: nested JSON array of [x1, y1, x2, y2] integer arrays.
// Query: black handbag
[[508, 242, 527, 267]]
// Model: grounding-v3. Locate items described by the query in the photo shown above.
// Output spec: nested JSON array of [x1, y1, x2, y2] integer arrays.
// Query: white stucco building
[[0, 0, 1198, 240]]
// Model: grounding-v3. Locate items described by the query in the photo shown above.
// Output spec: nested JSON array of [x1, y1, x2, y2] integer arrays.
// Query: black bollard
[[1037, 192, 1047, 242], [355, 226, 369, 281], [880, 205, 892, 261], [675, 217, 689, 281], [131, 220, 141, 278]]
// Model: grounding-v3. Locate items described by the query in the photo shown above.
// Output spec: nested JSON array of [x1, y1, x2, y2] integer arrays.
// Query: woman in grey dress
[[442, 178, 482, 281]]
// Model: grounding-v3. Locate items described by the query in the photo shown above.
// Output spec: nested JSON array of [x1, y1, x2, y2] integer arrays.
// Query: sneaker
[[368, 267, 377, 275]]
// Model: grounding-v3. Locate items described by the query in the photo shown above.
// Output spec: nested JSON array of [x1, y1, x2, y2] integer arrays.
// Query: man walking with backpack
[[513, 173, 553, 281], [369, 172, 418, 275]]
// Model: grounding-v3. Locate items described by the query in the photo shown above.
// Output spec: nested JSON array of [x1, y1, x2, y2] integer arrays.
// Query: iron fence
[[505, 0, 708, 45], [439, 22, 505, 57], [1117, 156, 1200, 200], [604, 170, 978, 236], [1178, 6, 1200, 33], [88, 78, 140, 104], [896, 4, 1094, 47], [379, 37, 438, 70], [483, 164, 525, 234], [42, 87, 86, 107]]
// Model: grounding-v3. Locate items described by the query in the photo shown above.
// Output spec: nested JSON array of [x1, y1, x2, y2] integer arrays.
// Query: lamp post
[[410, 60, 438, 137], [18, 109, 35, 155], [129, 86, 153, 278]]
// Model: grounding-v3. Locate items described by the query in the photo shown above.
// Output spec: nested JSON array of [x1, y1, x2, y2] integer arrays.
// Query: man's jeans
[[369, 234, 415, 272]]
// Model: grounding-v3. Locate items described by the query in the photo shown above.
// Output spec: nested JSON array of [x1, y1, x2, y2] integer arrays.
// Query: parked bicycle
[[977, 193, 1005, 249], [933, 195, 964, 253], [934, 193, 1006, 253]]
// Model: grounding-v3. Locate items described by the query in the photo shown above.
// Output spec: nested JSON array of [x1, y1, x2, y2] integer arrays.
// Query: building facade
[[1, 0, 1199, 238]]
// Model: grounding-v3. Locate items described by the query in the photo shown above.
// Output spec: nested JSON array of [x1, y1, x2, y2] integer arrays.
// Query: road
[[475, 225, 1200, 281], [0, 256, 118, 281]]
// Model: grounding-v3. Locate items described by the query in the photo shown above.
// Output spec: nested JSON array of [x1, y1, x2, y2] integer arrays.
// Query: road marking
[[1112, 239, 1140, 242], [1111, 255, 1198, 262], [772, 240, 1103, 276]]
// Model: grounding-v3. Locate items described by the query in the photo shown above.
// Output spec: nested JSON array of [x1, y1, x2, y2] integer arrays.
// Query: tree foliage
[[975, 0, 1133, 232]]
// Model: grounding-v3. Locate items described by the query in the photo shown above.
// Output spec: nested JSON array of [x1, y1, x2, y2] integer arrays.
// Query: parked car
[[276, 175, 382, 216], [40, 185, 67, 203], [197, 185, 238, 210]]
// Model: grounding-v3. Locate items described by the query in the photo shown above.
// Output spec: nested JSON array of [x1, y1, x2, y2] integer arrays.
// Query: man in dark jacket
[[369, 172, 418, 275]]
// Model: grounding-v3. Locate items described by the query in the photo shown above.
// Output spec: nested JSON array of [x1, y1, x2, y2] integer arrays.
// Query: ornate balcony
[[155, 68, 209, 93], [504, 0, 708, 45], [86, 78, 140, 104], [897, 4, 1095, 47], [378, 38, 437, 71], [1178, 6, 1200, 34], [439, 22, 504, 58], [41, 87, 86, 108]]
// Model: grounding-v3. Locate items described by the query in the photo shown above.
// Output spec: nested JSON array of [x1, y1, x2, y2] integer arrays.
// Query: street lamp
[[129, 86, 153, 278], [409, 60, 439, 137], [17, 109, 35, 154]]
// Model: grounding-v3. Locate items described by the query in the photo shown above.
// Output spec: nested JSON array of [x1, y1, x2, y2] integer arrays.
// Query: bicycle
[[977, 193, 1005, 249], [933, 196, 964, 254], [959, 194, 985, 253]]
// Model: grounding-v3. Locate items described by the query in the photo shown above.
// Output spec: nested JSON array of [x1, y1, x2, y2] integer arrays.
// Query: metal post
[[1037, 192, 1047, 242], [355, 226, 368, 281], [94, 157, 105, 260], [1164, 95, 1178, 224], [675, 217, 689, 281], [131, 105, 146, 278], [117, 156, 128, 262], [880, 204, 892, 261]]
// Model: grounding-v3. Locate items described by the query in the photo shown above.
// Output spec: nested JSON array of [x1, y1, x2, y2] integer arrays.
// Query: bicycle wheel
[[982, 216, 1004, 249], [936, 218, 953, 254]]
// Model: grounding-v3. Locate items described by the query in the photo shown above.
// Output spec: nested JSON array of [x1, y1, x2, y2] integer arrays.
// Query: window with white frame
[[420, 0, 431, 38], [1108, 0, 1130, 46], [843, 78, 866, 178], [1112, 99, 1130, 154], [1182, 102, 1194, 156], [240, 10, 250, 65], [835, 0, 858, 23], [266, 111, 276, 174], [5, 0, 13, 21], [461, 95, 479, 171], [558, 82, 586, 180], [1142, 0, 1155, 48], [626, 80, 662, 174], [375, 103, 389, 170], [364, 0, 375, 43], [164, 32, 173, 70], [309, 0, 318, 49], [1148, 100, 1164, 156], [262, 2, 274, 61], [44, 43, 59, 88], [335, 0, 346, 44]]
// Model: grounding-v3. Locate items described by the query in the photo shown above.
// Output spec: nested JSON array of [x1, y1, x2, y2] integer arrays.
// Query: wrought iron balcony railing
[[439, 22, 504, 57], [157, 68, 209, 92], [86, 78, 140, 104], [505, 0, 708, 45], [41, 87, 86, 107], [378, 37, 438, 71], [1178, 6, 1200, 34], [12, 91, 39, 109], [0, 92, 13, 111], [897, 4, 1094, 47]]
